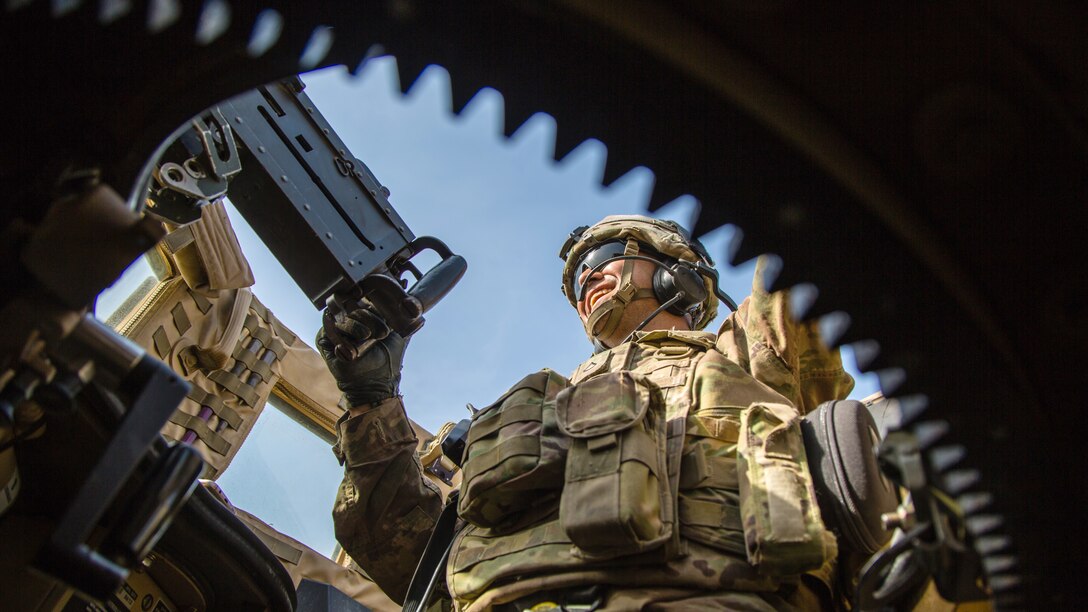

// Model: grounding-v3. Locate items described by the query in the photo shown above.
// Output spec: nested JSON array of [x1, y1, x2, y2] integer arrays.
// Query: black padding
[[651, 263, 706, 315], [297, 579, 374, 611], [154, 484, 297, 611], [801, 400, 899, 556]]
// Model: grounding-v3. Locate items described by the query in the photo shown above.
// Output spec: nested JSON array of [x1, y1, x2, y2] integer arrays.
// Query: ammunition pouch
[[114, 210, 337, 478], [738, 402, 836, 575], [556, 372, 672, 559], [161, 199, 255, 292], [676, 408, 746, 556], [458, 369, 571, 528]]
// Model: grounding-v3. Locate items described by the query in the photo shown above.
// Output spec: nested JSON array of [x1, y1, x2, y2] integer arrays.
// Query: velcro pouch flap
[[738, 402, 835, 575], [557, 372, 672, 559], [556, 371, 650, 438], [458, 369, 570, 527]]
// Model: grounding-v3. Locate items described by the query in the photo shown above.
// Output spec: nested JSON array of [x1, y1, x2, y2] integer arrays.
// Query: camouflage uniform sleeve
[[331, 395, 444, 604], [716, 256, 854, 413]]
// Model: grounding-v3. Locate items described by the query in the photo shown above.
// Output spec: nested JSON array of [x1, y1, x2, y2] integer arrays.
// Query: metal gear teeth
[[786, 282, 818, 320], [941, 468, 981, 495], [816, 311, 851, 348], [958, 492, 994, 514], [722, 225, 762, 268], [911, 419, 949, 449], [989, 574, 1024, 595], [394, 56, 431, 94], [875, 367, 906, 395], [975, 534, 1012, 555], [929, 444, 967, 473], [965, 514, 1005, 537], [99, 0, 133, 24], [894, 394, 929, 427], [847, 338, 881, 371], [983, 555, 1019, 575]]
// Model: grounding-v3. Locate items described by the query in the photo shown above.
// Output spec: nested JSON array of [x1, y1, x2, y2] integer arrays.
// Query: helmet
[[559, 215, 724, 340]]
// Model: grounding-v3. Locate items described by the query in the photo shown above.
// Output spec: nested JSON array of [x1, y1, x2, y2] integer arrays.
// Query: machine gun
[[0, 76, 464, 608], [146, 76, 467, 359]]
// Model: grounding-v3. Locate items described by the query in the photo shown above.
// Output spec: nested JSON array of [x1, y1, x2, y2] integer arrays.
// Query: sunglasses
[[573, 241, 661, 301]]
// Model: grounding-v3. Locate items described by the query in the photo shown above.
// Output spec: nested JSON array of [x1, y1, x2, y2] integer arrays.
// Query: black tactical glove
[[316, 305, 407, 408]]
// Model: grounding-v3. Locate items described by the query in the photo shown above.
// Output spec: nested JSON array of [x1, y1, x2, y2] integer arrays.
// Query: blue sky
[[100, 57, 878, 556]]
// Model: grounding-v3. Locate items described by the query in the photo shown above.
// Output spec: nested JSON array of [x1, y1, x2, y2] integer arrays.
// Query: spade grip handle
[[324, 236, 467, 361]]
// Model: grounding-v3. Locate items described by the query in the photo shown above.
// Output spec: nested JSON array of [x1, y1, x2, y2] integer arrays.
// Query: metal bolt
[[258, 146, 266, 153], [280, 175, 288, 182], [307, 107, 314, 113], [384, 207, 391, 214], [348, 261, 355, 266], [303, 204, 311, 210], [881, 506, 915, 531], [881, 512, 901, 531], [323, 128, 330, 134], [234, 117, 242, 123], [325, 232, 333, 238]]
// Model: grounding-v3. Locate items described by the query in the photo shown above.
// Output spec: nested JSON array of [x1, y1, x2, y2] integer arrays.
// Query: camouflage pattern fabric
[[331, 261, 851, 609], [444, 330, 833, 610], [331, 396, 444, 604], [716, 256, 855, 414]]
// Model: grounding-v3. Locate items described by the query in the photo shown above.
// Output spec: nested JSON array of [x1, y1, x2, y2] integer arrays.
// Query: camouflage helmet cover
[[560, 215, 719, 330]]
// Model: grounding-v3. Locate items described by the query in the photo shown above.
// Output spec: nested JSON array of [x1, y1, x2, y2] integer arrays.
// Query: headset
[[569, 236, 737, 322]]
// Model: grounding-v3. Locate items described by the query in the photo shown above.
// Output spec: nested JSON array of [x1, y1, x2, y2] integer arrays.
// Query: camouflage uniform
[[332, 213, 853, 610]]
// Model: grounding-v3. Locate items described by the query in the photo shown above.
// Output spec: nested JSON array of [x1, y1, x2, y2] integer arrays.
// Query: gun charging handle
[[324, 237, 467, 361]]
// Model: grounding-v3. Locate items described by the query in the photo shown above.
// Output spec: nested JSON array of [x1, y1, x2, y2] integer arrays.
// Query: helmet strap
[[582, 240, 656, 343]]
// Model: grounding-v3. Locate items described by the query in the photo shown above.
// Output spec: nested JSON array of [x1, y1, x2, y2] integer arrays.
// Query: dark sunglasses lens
[[574, 242, 628, 299]]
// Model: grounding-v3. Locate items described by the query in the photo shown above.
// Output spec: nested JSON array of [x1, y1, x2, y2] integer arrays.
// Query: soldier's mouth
[[586, 285, 615, 313]]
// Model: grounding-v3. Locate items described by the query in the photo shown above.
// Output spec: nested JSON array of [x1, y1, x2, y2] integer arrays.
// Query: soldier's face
[[576, 258, 667, 346]]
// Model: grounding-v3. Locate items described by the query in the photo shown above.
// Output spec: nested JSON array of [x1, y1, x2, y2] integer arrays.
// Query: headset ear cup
[[653, 264, 706, 316], [652, 266, 675, 309]]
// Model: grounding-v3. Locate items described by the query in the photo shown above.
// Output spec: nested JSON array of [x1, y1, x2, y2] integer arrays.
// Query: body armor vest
[[448, 330, 832, 611]]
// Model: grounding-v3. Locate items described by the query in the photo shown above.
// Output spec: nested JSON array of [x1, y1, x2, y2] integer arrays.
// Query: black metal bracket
[[33, 354, 195, 601]]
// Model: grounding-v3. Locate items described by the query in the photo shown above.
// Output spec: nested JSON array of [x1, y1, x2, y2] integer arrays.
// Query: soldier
[[321, 215, 855, 611]]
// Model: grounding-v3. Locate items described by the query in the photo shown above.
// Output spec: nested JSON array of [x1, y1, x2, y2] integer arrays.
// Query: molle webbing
[[187, 385, 243, 429], [679, 453, 739, 490], [464, 435, 540, 478], [467, 403, 541, 440], [152, 327, 171, 358], [189, 289, 213, 314], [250, 299, 298, 347], [453, 520, 570, 572], [171, 302, 191, 335], [209, 369, 260, 407], [169, 411, 231, 455], [161, 223, 196, 253], [233, 342, 274, 383], [679, 498, 742, 530], [242, 314, 288, 360]]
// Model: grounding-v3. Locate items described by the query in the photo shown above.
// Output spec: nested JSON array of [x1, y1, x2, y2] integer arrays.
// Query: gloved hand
[[316, 305, 408, 408]]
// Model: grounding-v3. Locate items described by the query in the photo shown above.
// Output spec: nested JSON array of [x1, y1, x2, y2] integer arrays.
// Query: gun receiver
[[150, 78, 466, 358]]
